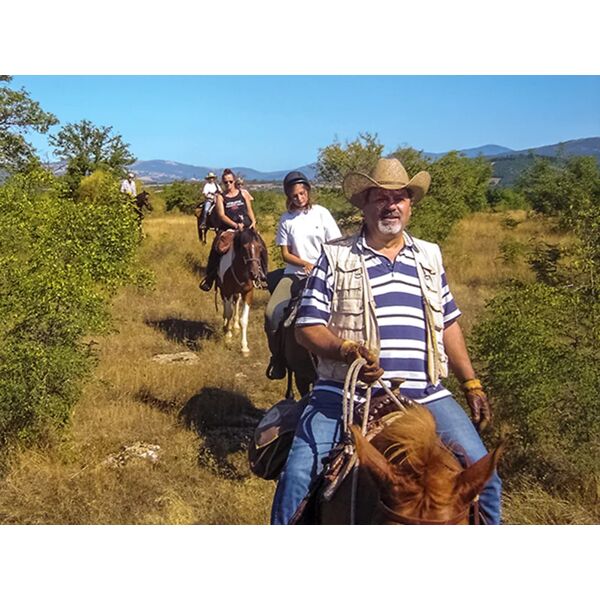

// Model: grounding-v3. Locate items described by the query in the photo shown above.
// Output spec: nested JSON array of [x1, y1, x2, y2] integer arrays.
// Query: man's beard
[[376, 217, 404, 235]]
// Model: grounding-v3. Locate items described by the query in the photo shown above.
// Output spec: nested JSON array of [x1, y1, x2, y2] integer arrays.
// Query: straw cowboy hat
[[342, 158, 431, 208], [205, 172, 216, 180]]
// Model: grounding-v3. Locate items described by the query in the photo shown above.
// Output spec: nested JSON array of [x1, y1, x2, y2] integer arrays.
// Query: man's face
[[362, 187, 413, 237]]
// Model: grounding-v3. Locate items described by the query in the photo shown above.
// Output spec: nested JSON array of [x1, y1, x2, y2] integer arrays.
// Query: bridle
[[378, 496, 480, 525], [230, 231, 264, 288]]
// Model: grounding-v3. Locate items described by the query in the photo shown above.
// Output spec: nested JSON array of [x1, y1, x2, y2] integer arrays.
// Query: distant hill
[[130, 160, 317, 184], [35, 137, 599, 187], [425, 144, 514, 160]]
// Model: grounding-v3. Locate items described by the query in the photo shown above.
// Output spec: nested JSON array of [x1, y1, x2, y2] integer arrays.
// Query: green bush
[[162, 180, 201, 214], [0, 168, 139, 450], [472, 282, 599, 489], [487, 187, 529, 211], [473, 157, 600, 497]]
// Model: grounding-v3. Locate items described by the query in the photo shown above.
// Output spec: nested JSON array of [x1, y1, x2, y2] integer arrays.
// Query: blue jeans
[[270, 392, 502, 525]]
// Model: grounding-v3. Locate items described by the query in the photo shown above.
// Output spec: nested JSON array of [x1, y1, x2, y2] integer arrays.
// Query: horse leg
[[223, 296, 234, 339], [240, 290, 252, 356], [233, 295, 241, 331]]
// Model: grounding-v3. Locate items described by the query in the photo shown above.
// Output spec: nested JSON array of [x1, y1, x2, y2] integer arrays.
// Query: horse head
[[350, 405, 503, 524], [135, 191, 152, 211], [234, 228, 264, 285]]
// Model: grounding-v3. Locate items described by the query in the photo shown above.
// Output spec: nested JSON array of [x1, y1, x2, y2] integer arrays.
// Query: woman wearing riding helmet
[[265, 171, 341, 379]]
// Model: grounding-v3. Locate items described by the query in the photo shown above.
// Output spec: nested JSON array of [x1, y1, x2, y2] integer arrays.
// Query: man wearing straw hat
[[270, 157, 501, 525], [199, 172, 221, 228]]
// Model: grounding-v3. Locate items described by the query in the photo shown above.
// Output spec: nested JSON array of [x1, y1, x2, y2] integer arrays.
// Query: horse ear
[[455, 443, 503, 505], [350, 425, 396, 488]]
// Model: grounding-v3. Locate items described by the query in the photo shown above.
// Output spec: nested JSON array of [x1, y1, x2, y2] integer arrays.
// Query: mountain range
[[129, 137, 600, 185]]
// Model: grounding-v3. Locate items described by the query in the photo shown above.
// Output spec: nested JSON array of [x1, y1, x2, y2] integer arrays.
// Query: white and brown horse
[[217, 228, 266, 356]]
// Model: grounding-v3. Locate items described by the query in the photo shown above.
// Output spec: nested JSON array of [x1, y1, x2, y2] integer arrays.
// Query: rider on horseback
[[270, 158, 501, 525], [120, 171, 137, 199], [199, 172, 221, 228], [200, 169, 268, 292], [264, 171, 341, 380]]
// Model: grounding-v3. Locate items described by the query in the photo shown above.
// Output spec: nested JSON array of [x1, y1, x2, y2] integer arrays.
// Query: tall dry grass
[[0, 212, 281, 524], [0, 207, 589, 524]]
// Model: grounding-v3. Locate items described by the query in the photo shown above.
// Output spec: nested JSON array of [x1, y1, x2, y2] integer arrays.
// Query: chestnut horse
[[217, 228, 266, 356], [316, 404, 502, 524]]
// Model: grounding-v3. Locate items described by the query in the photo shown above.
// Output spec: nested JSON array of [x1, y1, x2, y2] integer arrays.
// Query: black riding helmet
[[283, 171, 311, 195]]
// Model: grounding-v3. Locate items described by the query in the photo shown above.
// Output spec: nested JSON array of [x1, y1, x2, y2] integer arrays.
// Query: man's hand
[[339, 340, 384, 385], [462, 379, 492, 432]]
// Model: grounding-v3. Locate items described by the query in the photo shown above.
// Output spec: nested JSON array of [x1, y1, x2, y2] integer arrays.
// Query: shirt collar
[[357, 229, 414, 257]]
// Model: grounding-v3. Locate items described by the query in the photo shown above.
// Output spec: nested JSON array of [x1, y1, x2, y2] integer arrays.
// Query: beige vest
[[316, 231, 449, 385]]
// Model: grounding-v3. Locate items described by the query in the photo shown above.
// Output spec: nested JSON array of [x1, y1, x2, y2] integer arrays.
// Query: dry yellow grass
[[0, 208, 585, 524], [0, 212, 281, 524]]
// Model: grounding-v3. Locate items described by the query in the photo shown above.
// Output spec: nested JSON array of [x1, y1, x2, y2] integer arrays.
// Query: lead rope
[[342, 358, 410, 524]]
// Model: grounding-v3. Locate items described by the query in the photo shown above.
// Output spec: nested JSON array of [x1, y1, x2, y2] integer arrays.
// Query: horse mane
[[370, 405, 463, 510], [235, 228, 257, 250]]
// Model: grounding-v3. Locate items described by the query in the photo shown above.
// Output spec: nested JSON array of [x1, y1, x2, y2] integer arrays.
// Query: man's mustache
[[379, 211, 401, 219]]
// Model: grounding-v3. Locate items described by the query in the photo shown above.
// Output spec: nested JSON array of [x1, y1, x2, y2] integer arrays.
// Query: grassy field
[[0, 205, 594, 524]]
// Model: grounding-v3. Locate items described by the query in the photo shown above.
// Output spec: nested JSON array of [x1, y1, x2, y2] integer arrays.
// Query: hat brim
[[343, 171, 431, 208]]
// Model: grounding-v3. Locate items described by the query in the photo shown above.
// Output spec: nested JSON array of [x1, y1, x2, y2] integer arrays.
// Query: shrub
[[0, 168, 139, 450], [162, 180, 202, 214]]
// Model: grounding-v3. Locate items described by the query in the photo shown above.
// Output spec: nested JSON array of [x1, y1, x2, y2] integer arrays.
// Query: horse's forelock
[[373, 405, 462, 476]]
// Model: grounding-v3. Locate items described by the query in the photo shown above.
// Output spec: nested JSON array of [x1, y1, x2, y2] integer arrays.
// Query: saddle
[[215, 230, 236, 254], [266, 276, 309, 381]]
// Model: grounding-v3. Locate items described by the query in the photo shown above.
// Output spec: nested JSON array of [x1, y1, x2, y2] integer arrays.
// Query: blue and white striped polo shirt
[[296, 234, 461, 404]]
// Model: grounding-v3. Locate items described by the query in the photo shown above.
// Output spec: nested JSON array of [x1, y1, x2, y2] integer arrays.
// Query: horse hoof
[[225, 331, 233, 339], [241, 348, 250, 357]]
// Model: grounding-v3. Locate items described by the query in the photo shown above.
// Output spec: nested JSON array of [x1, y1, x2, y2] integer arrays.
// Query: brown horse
[[196, 202, 220, 244], [217, 228, 267, 356], [132, 191, 153, 224], [316, 404, 502, 524]]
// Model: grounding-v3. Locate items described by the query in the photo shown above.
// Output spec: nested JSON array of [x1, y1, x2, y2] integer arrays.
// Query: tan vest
[[316, 231, 449, 385]]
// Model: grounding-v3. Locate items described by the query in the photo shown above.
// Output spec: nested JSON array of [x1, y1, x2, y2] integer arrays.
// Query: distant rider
[[120, 171, 137, 199]]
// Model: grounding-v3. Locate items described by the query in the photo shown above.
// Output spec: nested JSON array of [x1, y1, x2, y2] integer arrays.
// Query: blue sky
[[13, 75, 600, 171]]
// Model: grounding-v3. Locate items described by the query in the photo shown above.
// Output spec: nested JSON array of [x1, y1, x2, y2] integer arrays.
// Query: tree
[[0, 75, 59, 172], [390, 146, 432, 176], [49, 119, 135, 187], [316, 132, 384, 185]]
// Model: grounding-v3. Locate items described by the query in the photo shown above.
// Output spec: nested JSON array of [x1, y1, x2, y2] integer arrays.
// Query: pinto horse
[[315, 404, 502, 524], [217, 228, 267, 356]]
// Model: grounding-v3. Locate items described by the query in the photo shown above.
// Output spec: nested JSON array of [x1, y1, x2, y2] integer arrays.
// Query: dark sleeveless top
[[221, 190, 251, 228]]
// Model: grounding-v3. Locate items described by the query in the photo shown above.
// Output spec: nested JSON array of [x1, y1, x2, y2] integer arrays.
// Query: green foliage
[[49, 119, 135, 190], [0, 76, 58, 172], [0, 168, 140, 449], [410, 152, 493, 241], [316, 132, 383, 185], [499, 237, 526, 265], [487, 187, 529, 211], [473, 283, 599, 488], [390, 146, 431, 175], [161, 180, 201, 214], [473, 158, 600, 495]]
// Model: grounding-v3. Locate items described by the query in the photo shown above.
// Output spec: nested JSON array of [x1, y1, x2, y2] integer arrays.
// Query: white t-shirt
[[276, 204, 342, 274], [202, 182, 221, 200], [120, 179, 137, 196]]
